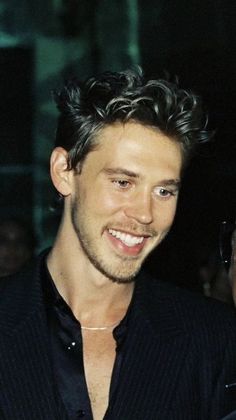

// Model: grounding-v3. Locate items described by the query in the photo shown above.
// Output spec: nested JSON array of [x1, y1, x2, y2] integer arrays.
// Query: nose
[[124, 189, 153, 225]]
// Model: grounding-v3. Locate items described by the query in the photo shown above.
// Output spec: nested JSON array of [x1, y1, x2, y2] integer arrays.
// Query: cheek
[[153, 201, 178, 228], [94, 191, 125, 215]]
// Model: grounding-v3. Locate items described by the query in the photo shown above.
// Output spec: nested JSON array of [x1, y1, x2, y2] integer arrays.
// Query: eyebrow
[[103, 167, 181, 188], [103, 168, 139, 178], [160, 179, 181, 188]]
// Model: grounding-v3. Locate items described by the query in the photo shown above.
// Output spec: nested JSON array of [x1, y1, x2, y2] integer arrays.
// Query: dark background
[[0, 0, 236, 290], [139, 1, 236, 288]]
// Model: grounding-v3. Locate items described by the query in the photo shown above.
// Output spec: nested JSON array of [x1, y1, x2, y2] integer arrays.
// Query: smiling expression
[[67, 122, 183, 283]]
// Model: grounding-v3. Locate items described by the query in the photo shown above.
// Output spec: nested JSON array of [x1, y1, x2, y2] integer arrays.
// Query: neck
[[46, 233, 135, 326], [80, 320, 121, 331]]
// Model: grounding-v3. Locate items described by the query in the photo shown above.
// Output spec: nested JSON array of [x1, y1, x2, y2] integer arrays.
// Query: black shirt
[[42, 258, 130, 419]]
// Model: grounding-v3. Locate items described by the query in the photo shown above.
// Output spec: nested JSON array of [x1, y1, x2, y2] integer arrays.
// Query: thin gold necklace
[[80, 321, 120, 331]]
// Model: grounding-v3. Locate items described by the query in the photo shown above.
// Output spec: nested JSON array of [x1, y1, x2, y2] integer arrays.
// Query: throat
[[82, 328, 117, 420]]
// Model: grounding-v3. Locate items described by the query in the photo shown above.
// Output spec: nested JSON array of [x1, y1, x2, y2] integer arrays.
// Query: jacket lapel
[[0, 257, 68, 419], [109, 272, 191, 418]]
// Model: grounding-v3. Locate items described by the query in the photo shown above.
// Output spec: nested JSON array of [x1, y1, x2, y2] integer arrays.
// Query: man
[[0, 69, 236, 420]]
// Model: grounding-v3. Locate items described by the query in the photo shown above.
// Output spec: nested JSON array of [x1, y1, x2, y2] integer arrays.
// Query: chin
[[99, 262, 142, 284], [109, 273, 137, 284]]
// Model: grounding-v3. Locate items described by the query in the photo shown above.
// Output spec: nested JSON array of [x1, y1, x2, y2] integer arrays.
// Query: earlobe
[[50, 147, 72, 196]]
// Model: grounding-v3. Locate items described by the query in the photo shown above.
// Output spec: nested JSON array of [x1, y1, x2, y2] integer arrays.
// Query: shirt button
[[67, 341, 76, 350], [77, 410, 85, 418]]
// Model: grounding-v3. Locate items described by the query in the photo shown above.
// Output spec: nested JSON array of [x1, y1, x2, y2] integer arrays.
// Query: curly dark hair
[[54, 68, 209, 171]]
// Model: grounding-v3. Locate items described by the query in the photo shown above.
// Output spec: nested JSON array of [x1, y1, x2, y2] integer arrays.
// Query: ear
[[50, 147, 72, 196]]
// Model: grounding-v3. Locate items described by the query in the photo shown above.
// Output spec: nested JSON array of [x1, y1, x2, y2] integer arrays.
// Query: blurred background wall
[[0, 0, 235, 290]]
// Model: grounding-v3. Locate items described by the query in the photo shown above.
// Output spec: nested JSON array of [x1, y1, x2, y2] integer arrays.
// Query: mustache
[[106, 223, 158, 237]]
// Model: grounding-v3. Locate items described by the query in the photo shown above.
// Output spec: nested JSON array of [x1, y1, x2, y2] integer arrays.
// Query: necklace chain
[[80, 321, 120, 331]]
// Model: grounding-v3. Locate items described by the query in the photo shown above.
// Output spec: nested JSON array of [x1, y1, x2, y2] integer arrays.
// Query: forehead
[[88, 122, 183, 177]]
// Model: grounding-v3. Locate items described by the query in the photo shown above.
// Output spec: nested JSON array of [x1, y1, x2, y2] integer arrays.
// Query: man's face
[[67, 122, 182, 283]]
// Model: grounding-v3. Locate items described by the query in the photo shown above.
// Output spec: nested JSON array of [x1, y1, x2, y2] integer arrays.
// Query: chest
[[82, 331, 116, 420]]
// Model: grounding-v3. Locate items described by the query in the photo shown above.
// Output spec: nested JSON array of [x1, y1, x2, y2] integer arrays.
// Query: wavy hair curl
[[54, 68, 210, 171]]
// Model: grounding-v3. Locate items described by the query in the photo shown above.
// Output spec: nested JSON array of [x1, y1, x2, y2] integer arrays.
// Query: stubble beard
[[71, 202, 145, 284]]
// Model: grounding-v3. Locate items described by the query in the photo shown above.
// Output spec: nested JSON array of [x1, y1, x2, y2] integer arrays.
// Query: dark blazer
[[0, 254, 236, 420]]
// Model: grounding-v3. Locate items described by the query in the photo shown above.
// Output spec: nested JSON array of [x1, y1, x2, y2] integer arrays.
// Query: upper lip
[[107, 228, 151, 238]]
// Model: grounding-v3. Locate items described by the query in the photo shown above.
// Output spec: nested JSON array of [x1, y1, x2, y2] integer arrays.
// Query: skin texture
[[53, 122, 182, 283], [47, 121, 183, 420]]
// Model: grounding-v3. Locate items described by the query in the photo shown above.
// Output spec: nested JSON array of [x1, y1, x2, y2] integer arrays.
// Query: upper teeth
[[108, 229, 144, 247]]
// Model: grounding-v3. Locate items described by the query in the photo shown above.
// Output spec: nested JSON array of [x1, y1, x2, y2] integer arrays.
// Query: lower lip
[[106, 230, 148, 257]]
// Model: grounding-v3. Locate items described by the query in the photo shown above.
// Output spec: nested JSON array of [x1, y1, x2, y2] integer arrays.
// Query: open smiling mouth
[[108, 228, 146, 248]]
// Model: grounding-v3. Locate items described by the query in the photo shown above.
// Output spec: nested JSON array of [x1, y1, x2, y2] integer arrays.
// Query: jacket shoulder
[[139, 271, 236, 336], [0, 255, 44, 335]]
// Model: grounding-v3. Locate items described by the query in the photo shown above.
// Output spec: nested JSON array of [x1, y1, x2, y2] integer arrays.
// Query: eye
[[153, 187, 177, 199], [159, 188, 171, 197], [112, 179, 131, 189]]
